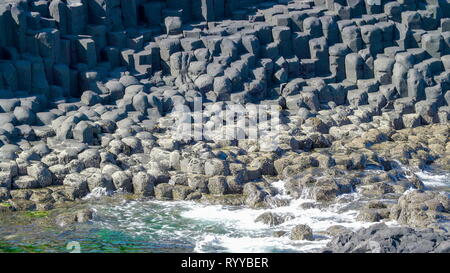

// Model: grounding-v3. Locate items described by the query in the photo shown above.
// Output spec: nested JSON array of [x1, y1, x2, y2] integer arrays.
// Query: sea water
[[0, 170, 448, 253]]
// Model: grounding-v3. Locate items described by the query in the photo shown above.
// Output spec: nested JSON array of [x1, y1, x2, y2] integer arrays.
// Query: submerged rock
[[55, 208, 95, 227], [255, 211, 294, 227]]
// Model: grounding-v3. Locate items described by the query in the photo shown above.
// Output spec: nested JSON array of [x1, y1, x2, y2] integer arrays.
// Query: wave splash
[[185, 181, 369, 253], [91, 180, 383, 253]]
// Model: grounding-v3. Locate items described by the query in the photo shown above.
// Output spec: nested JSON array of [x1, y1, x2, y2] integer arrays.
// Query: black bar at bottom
[[0, 253, 443, 272]]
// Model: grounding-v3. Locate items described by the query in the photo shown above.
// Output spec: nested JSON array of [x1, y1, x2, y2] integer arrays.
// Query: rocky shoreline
[[323, 223, 450, 253], [1, 120, 449, 252], [0, 0, 450, 252]]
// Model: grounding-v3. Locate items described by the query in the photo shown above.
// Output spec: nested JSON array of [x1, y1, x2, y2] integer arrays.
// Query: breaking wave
[[91, 181, 382, 252]]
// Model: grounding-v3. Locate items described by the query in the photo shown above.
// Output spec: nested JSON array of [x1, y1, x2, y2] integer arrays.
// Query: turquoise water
[[0, 201, 203, 253], [0, 190, 365, 253]]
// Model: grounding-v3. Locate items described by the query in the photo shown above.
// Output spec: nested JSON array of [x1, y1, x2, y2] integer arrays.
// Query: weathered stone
[[63, 173, 89, 199], [111, 171, 132, 193], [27, 163, 52, 188], [208, 176, 228, 195], [290, 224, 314, 241], [155, 183, 173, 200]]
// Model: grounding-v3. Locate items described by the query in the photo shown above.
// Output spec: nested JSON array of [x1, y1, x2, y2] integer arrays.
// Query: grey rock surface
[[323, 223, 450, 253]]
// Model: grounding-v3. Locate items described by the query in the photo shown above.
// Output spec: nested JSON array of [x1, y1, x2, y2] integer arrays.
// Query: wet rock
[[76, 208, 94, 223], [243, 183, 268, 208], [55, 213, 78, 227], [155, 183, 173, 200], [185, 191, 203, 201], [326, 225, 351, 237], [313, 177, 340, 202], [0, 0, 449, 247], [255, 212, 284, 226], [357, 208, 390, 222], [323, 223, 450, 253], [273, 231, 287, 237], [200, 193, 245, 206], [255, 211, 293, 227], [290, 224, 314, 241], [0, 187, 11, 201], [55, 208, 94, 227], [10, 189, 32, 200], [360, 182, 395, 197], [29, 189, 54, 207], [390, 190, 450, 229], [10, 199, 36, 211], [172, 185, 193, 200]]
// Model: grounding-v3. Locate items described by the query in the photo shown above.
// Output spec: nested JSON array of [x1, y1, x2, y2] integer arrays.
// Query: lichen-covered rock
[[290, 224, 314, 241], [85, 171, 115, 193], [111, 171, 132, 193], [172, 185, 193, 200], [0, 187, 10, 201], [155, 183, 173, 200], [63, 173, 89, 200], [26, 163, 53, 188], [132, 172, 155, 197], [390, 190, 450, 229], [208, 176, 229, 195], [313, 177, 340, 202], [243, 183, 268, 208]]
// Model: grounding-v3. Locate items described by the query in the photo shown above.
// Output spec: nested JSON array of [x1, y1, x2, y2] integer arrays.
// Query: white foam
[[416, 171, 450, 187], [92, 181, 394, 253], [182, 184, 373, 252], [270, 180, 287, 195], [83, 187, 112, 199], [391, 161, 450, 189], [194, 234, 327, 253]]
